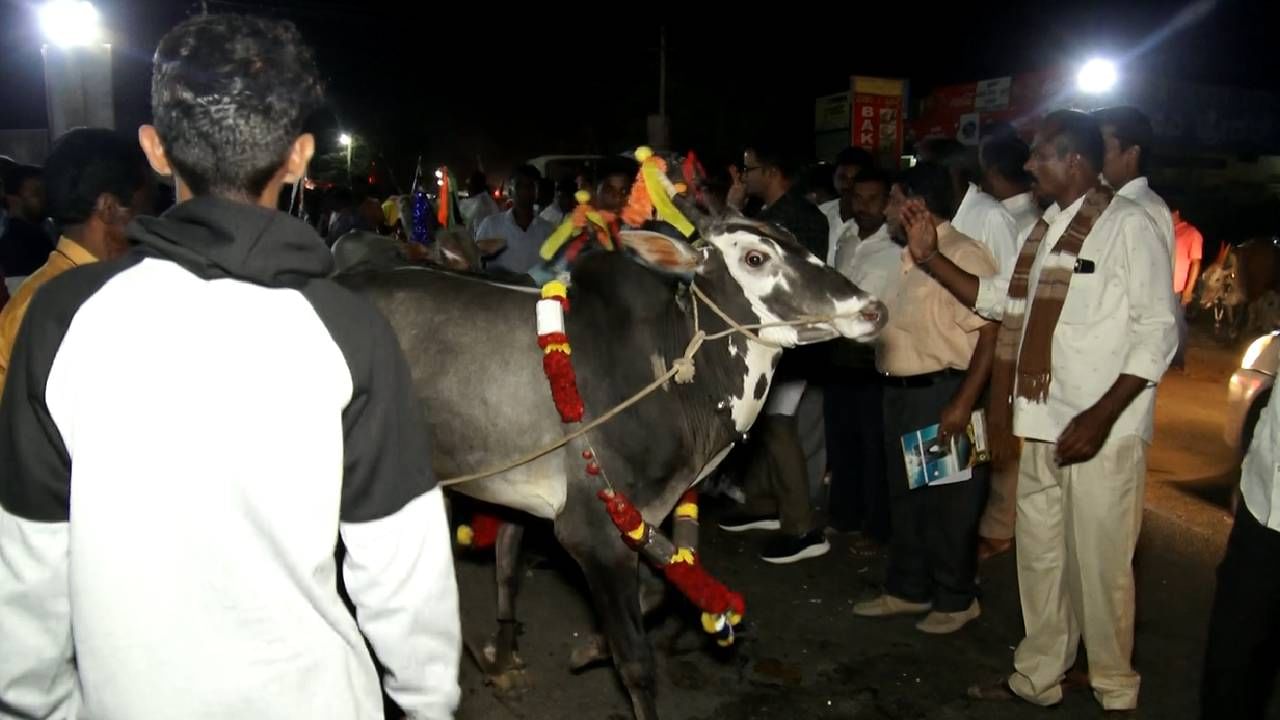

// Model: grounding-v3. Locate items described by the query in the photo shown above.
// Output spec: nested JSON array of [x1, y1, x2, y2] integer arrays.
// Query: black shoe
[[717, 513, 781, 533], [760, 530, 831, 564]]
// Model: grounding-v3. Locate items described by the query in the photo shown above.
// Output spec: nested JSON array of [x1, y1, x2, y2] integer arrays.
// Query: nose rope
[[688, 283, 876, 347], [437, 283, 878, 487]]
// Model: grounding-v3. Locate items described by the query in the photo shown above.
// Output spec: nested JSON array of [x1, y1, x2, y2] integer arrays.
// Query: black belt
[[882, 368, 963, 388]]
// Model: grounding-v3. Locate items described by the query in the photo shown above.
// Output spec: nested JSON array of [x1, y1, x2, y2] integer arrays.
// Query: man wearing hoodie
[[0, 14, 460, 720]]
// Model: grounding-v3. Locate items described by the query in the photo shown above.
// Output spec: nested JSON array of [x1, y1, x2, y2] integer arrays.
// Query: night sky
[[0, 0, 1273, 183]]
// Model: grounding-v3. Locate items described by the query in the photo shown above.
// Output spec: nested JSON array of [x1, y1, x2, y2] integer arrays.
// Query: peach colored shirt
[[875, 222, 997, 377]]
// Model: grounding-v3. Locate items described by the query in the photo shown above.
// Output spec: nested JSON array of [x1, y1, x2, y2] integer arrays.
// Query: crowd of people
[[2, 9, 1277, 720]]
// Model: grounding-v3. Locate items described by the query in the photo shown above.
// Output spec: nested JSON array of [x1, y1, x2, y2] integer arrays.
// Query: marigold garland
[[536, 282, 583, 423]]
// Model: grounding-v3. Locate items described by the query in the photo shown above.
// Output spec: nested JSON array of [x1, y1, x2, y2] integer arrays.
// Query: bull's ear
[[618, 230, 702, 276]]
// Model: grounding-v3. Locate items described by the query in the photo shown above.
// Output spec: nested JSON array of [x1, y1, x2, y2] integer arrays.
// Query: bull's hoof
[[569, 634, 612, 672], [482, 637, 525, 672], [486, 667, 532, 695]]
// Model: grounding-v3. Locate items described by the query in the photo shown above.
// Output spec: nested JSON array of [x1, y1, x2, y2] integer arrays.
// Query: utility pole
[[659, 25, 666, 118], [647, 26, 670, 150]]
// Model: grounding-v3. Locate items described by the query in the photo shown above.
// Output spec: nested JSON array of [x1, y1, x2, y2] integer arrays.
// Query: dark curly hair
[[150, 14, 324, 198], [45, 128, 149, 226]]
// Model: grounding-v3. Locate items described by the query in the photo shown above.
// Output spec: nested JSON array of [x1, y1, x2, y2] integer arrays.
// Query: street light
[[38, 0, 101, 47], [39, 1, 113, 139], [338, 132, 353, 181], [1076, 58, 1118, 95]]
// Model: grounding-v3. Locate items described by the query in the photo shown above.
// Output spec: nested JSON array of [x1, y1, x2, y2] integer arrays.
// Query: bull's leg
[[482, 521, 530, 694], [556, 519, 659, 720], [571, 562, 666, 671]]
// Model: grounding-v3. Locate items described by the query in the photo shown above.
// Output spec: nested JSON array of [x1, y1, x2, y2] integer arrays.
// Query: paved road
[[452, 327, 1268, 720]]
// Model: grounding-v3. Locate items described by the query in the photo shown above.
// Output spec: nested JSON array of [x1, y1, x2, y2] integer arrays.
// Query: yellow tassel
[[456, 525, 474, 547], [542, 343, 571, 355], [540, 279, 568, 299], [674, 502, 699, 520], [669, 547, 696, 565], [539, 221, 576, 261], [700, 612, 722, 634], [641, 161, 695, 238]]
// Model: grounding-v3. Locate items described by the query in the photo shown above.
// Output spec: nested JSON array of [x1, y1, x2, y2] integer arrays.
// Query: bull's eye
[[744, 249, 769, 268]]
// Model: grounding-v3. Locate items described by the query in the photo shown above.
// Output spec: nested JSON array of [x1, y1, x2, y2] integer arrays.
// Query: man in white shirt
[[538, 178, 577, 227], [1203, 391, 1280, 718], [476, 164, 555, 276], [824, 167, 894, 542], [906, 110, 1175, 712], [460, 171, 500, 237], [975, 131, 1043, 558], [920, 138, 1020, 287], [819, 147, 878, 267], [832, 168, 893, 283], [1094, 106, 1175, 260], [980, 133, 1041, 238]]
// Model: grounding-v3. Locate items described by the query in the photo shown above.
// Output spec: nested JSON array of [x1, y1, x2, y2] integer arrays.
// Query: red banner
[[851, 76, 906, 163]]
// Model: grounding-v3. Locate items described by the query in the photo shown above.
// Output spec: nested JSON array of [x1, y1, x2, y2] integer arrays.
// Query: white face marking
[[708, 230, 797, 345], [830, 293, 883, 342]]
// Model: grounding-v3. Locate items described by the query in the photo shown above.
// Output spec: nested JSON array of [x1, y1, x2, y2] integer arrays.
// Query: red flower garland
[[597, 488, 745, 619], [537, 332, 584, 423], [663, 557, 746, 618]]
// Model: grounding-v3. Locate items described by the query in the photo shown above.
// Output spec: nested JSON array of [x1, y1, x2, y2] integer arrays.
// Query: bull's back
[[343, 269, 570, 518]]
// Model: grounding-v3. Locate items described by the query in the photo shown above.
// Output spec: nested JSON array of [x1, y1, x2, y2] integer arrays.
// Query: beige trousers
[[1006, 435, 1145, 711]]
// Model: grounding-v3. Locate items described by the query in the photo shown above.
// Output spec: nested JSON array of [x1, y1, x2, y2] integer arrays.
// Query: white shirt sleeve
[[1156, 204, 1176, 262], [974, 273, 1010, 321], [984, 206, 1020, 288], [961, 201, 1019, 322], [339, 488, 461, 720], [1117, 211, 1178, 382], [1242, 389, 1280, 529]]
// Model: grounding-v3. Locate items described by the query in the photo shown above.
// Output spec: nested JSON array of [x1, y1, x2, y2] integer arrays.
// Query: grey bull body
[[343, 219, 886, 720]]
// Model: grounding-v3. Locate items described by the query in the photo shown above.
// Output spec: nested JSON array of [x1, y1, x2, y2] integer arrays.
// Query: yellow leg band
[[669, 548, 695, 565], [674, 502, 699, 520]]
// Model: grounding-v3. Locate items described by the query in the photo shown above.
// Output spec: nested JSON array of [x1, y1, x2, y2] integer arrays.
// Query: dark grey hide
[[341, 220, 885, 720]]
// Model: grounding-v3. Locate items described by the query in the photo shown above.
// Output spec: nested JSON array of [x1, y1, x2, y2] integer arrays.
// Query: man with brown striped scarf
[[899, 110, 1176, 712]]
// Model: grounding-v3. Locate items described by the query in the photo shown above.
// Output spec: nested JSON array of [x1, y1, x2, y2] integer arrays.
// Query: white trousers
[[1007, 434, 1145, 711]]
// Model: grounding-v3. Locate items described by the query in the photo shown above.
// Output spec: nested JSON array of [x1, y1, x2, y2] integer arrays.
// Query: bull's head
[[617, 217, 887, 347]]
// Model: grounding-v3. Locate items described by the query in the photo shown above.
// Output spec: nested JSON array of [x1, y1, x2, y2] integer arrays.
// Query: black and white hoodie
[[0, 197, 460, 719]]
